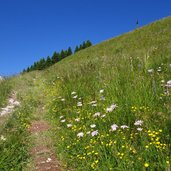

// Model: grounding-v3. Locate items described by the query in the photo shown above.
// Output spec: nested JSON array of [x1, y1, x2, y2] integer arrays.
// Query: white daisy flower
[[75, 118, 80, 122], [121, 125, 129, 129], [134, 120, 143, 126], [77, 102, 82, 107], [67, 124, 72, 128], [111, 124, 118, 131], [148, 69, 154, 73], [77, 132, 84, 138], [166, 80, 171, 87], [93, 112, 100, 117], [137, 127, 143, 131], [99, 89, 104, 93], [106, 104, 117, 112], [0, 135, 6, 141], [91, 130, 98, 136], [90, 124, 96, 128], [73, 95, 78, 99]]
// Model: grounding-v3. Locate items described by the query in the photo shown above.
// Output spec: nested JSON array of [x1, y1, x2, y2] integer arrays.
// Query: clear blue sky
[[0, 0, 170, 76]]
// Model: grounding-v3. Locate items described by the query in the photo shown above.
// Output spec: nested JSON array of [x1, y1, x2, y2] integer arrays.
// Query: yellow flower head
[[144, 162, 149, 168]]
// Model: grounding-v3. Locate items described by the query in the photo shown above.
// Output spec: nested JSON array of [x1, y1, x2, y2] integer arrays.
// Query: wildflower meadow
[[46, 59, 171, 170]]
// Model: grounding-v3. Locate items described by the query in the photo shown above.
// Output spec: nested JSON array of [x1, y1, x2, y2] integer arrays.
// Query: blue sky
[[0, 0, 170, 76]]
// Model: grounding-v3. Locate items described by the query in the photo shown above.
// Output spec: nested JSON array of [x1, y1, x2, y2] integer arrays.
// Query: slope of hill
[[0, 16, 171, 171]]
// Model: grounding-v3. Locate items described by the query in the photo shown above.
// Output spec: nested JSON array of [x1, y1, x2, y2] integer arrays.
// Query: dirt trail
[[29, 109, 60, 171]]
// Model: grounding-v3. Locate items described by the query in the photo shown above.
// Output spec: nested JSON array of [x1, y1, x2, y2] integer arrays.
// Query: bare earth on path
[[29, 117, 60, 171]]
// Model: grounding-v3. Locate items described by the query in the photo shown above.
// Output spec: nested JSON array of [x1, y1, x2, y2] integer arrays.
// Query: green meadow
[[0, 16, 171, 170]]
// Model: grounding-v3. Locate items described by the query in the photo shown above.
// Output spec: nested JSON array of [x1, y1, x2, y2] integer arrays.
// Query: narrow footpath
[[29, 119, 60, 171], [27, 83, 60, 171]]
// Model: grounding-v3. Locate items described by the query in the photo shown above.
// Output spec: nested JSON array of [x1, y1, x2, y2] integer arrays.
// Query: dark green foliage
[[52, 51, 60, 64], [86, 40, 92, 47], [26, 67, 30, 72], [24, 40, 92, 72], [37, 58, 46, 70], [60, 50, 66, 59], [46, 56, 52, 67], [74, 46, 79, 53], [67, 47, 72, 56], [74, 40, 92, 53]]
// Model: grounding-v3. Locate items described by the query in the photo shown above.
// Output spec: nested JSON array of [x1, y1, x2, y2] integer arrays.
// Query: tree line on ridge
[[23, 40, 92, 72]]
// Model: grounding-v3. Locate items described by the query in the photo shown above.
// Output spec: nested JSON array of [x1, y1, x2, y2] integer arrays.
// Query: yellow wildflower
[[144, 162, 149, 168]]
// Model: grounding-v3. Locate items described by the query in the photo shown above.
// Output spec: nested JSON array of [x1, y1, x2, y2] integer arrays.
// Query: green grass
[[0, 103, 31, 170], [0, 79, 12, 108], [0, 72, 45, 171], [43, 16, 171, 170], [0, 16, 171, 170]]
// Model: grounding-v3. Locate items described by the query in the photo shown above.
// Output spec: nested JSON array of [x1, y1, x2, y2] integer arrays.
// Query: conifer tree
[[82, 41, 86, 49], [64, 50, 68, 58], [33, 62, 38, 70], [38, 58, 46, 70], [67, 47, 72, 56], [46, 56, 52, 68], [52, 51, 60, 64], [79, 44, 83, 50], [86, 40, 92, 47], [26, 67, 30, 72], [60, 50, 65, 59], [74, 46, 79, 53], [23, 40, 92, 72]]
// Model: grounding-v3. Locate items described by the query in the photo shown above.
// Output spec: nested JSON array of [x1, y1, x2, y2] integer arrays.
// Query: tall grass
[[0, 72, 43, 170], [0, 103, 31, 170], [44, 16, 171, 170], [0, 16, 171, 170], [0, 79, 12, 108]]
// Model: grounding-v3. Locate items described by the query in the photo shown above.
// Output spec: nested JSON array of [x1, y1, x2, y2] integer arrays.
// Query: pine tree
[[23, 40, 93, 73], [26, 67, 30, 72], [52, 51, 60, 63], [33, 62, 38, 70], [38, 58, 46, 70], [67, 47, 72, 56], [46, 56, 52, 68], [64, 50, 68, 58], [60, 50, 66, 59], [86, 40, 92, 47], [82, 41, 86, 49], [79, 44, 83, 50], [74, 46, 79, 53], [30, 65, 34, 71]]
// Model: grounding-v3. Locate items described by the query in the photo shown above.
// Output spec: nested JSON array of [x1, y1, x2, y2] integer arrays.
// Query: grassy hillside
[[0, 16, 171, 170], [45, 16, 171, 170]]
